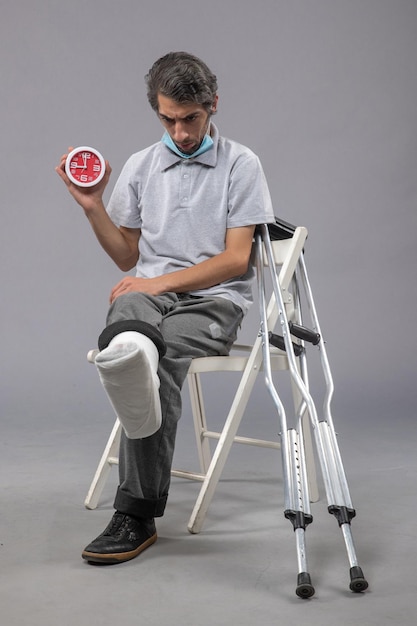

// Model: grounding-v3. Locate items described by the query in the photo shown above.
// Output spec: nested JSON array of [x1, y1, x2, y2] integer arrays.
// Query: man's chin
[[176, 143, 196, 155]]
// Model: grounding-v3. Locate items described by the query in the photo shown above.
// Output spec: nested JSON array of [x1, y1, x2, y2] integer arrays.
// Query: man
[[56, 51, 274, 565]]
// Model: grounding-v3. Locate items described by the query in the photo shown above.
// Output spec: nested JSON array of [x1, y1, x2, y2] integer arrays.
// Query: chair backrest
[[265, 226, 308, 291]]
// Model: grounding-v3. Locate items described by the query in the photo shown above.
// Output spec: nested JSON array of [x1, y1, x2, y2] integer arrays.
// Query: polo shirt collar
[[160, 123, 219, 171]]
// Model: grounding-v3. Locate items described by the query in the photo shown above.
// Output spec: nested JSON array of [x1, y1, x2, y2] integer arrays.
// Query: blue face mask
[[161, 131, 214, 159]]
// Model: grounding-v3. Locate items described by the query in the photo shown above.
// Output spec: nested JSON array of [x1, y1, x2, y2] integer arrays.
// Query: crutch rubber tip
[[349, 566, 369, 593], [296, 572, 315, 599]]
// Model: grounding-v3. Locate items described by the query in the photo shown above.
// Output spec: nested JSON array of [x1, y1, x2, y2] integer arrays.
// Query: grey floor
[[1, 382, 415, 626]]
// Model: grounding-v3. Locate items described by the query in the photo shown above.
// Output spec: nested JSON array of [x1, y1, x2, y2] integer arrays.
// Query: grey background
[[1, 1, 416, 624], [1, 0, 416, 422]]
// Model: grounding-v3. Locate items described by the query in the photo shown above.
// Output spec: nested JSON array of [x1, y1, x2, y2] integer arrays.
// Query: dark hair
[[145, 51, 218, 113]]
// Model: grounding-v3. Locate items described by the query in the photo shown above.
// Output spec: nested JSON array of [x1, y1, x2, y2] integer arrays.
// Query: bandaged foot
[[95, 329, 163, 439]]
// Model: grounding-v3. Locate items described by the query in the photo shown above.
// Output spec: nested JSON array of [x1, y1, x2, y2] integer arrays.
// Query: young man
[[56, 51, 274, 565]]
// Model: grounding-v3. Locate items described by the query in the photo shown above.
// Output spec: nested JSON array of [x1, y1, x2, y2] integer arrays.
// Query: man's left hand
[[110, 276, 163, 304]]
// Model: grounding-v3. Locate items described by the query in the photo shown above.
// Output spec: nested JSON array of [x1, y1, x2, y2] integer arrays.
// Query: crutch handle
[[268, 332, 304, 357], [289, 322, 321, 345]]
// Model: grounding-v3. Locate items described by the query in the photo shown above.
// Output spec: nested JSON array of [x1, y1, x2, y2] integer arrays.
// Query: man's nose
[[172, 122, 189, 142]]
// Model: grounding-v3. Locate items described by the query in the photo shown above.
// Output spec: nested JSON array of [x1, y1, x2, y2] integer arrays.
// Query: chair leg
[[84, 419, 122, 510], [187, 339, 263, 534], [188, 371, 213, 474]]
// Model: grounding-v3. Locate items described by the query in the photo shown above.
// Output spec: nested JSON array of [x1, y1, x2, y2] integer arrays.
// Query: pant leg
[[107, 293, 243, 519]]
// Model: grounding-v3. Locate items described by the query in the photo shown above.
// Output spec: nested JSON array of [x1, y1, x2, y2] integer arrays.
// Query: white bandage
[[95, 331, 162, 439]]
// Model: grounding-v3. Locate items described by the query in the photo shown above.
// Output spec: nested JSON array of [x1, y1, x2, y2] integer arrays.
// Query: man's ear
[[211, 94, 219, 113]]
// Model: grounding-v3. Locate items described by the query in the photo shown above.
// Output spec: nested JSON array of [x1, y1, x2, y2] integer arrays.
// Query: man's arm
[[55, 149, 140, 271], [110, 225, 255, 303]]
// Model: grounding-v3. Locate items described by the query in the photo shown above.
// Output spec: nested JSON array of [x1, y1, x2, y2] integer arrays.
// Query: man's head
[[145, 51, 218, 113], [146, 52, 218, 155]]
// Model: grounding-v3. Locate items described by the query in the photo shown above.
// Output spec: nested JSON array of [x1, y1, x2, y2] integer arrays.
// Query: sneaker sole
[[81, 532, 157, 564]]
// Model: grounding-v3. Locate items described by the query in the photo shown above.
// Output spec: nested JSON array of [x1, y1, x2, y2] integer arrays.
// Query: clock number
[[93, 164, 101, 172], [80, 174, 88, 182]]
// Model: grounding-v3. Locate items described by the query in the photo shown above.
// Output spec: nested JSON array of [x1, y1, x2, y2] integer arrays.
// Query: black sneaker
[[82, 512, 157, 564]]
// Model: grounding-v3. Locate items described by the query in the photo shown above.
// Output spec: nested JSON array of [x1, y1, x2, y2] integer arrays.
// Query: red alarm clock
[[65, 146, 105, 187]]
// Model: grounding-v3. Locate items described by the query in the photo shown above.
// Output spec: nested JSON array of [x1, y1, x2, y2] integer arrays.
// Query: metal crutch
[[258, 223, 368, 596], [254, 228, 315, 598], [295, 251, 368, 593]]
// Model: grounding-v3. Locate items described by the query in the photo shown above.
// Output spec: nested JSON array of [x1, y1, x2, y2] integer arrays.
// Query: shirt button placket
[[180, 161, 192, 206]]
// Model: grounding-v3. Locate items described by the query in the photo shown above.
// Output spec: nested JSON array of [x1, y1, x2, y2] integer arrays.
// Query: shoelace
[[103, 513, 127, 537]]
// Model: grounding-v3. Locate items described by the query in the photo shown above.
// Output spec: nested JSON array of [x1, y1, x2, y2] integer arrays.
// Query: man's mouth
[[177, 142, 195, 152]]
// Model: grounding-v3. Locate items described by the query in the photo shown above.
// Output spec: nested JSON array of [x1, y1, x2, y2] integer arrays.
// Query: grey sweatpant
[[104, 291, 244, 519]]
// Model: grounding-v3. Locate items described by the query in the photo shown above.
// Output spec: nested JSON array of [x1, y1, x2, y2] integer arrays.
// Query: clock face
[[65, 146, 105, 187]]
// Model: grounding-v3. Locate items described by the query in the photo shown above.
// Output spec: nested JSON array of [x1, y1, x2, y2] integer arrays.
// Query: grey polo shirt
[[106, 124, 274, 313]]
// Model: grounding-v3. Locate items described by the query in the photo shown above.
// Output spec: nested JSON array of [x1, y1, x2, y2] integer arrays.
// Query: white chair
[[84, 224, 319, 535]]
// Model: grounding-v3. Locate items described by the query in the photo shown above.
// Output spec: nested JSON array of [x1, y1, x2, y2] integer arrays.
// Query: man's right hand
[[55, 147, 112, 214]]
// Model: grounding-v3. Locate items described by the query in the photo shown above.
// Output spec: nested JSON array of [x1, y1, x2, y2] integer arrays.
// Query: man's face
[[157, 93, 217, 155]]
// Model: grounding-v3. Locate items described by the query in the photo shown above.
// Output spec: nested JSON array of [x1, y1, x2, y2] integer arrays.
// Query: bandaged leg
[[95, 321, 166, 439]]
